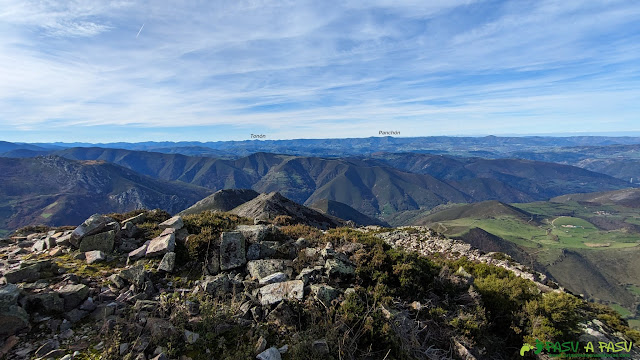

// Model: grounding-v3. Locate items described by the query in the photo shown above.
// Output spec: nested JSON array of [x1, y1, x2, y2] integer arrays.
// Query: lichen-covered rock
[[310, 284, 341, 305], [146, 233, 175, 258], [2, 262, 46, 284], [79, 230, 115, 253], [71, 214, 115, 247], [296, 266, 323, 285], [236, 224, 275, 243], [119, 265, 147, 288], [157, 252, 176, 272], [201, 274, 229, 297], [325, 259, 355, 279], [246, 241, 279, 260], [247, 259, 289, 280], [258, 280, 304, 305], [159, 216, 183, 230], [219, 231, 245, 270]]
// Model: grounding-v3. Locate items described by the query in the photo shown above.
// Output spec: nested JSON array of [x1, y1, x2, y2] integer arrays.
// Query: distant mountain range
[[0, 156, 212, 232], [1, 146, 633, 225], [3, 135, 640, 158]]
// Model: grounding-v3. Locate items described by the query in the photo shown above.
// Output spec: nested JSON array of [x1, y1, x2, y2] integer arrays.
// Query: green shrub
[[524, 292, 583, 344]]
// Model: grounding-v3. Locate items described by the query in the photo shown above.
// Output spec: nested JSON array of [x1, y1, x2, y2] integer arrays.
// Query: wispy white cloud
[[0, 0, 639, 142]]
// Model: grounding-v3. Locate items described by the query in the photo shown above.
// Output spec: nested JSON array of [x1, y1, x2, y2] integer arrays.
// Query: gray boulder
[[247, 259, 289, 280], [310, 284, 341, 305], [70, 214, 115, 247], [157, 252, 176, 272], [236, 225, 273, 243], [79, 230, 115, 253], [219, 232, 245, 271], [128, 240, 150, 262], [0, 284, 29, 337], [85, 250, 106, 264], [246, 241, 279, 260], [22, 292, 64, 313], [159, 216, 183, 230], [57, 284, 89, 311], [256, 347, 282, 360], [146, 233, 175, 258], [258, 280, 304, 305], [325, 259, 355, 278], [119, 265, 147, 288], [0, 284, 21, 308], [2, 262, 43, 284], [201, 274, 229, 297]]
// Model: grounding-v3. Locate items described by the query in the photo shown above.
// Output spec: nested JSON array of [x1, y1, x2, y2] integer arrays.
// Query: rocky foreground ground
[[0, 210, 638, 360]]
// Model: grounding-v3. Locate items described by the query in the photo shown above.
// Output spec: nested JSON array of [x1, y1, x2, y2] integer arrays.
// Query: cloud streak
[[0, 0, 639, 142]]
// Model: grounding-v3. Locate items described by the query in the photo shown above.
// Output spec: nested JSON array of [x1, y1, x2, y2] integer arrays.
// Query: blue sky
[[0, 0, 639, 142]]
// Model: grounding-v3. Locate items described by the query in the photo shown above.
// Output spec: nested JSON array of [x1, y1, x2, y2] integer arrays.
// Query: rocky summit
[[0, 208, 638, 360]]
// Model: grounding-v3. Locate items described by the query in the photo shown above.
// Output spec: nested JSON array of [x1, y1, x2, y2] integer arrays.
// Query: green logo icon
[[520, 343, 534, 356]]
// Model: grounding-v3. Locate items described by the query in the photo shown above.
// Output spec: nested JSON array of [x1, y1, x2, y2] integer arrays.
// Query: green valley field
[[411, 190, 640, 329]]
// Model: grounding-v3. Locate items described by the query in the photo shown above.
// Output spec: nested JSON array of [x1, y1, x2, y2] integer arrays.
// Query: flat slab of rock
[[259, 272, 287, 285], [146, 233, 175, 258], [122, 212, 146, 225], [55, 234, 72, 246], [71, 214, 115, 247], [247, 259, 289, 280], [128, 241, 150, 261], [258, 280, 304, 305], [219, 231, 245, 270], [159, 216, 183, 230], [79, 230, 115, 253], [2, 264, 41, 284], [85, 250, 106, 264], [236, 225, 273, 243]]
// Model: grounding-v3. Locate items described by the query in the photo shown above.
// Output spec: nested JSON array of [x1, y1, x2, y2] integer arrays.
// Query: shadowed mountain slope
[[41, 147, 635, 220], [0, 156, 212, 231], [179, 189, 260, 215], [309, 199, 389, 227], [229, 192, 343, 229], [413, 200, 535, 225]]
